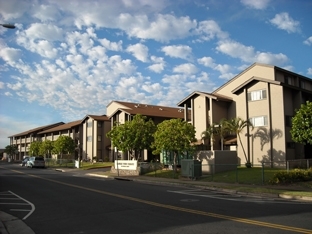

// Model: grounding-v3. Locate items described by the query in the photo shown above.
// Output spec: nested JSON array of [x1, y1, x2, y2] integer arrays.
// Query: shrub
[[269, 169, 312, 184]]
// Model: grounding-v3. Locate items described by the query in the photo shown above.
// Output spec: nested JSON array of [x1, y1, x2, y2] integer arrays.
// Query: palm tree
[[217, 118, 232, 151], [225, 117, 253, 166], [201, 125, 215, 149]]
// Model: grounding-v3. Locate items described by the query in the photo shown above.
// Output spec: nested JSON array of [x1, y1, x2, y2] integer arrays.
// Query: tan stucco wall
[[193, 96, 208, 140], [106, 102, 131, 117]]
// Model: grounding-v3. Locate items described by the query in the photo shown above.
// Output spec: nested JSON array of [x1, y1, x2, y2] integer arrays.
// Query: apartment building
[[9, 122, 64, 160], [178, 63, 312, 165], [106, 100, 186, 161], [9, 115, 111, 161]]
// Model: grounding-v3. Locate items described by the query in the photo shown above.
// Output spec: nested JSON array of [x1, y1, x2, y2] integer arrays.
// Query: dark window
[[98, 135, 102, 142], [97, 122, 102, 128], [286, 142, 295, 149], [285, 115, 293, 127]]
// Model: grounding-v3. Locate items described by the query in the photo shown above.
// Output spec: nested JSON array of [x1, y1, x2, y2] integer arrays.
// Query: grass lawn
[[144, 167, 284, 185]]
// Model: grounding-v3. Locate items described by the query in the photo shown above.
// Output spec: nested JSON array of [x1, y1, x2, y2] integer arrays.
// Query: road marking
[[7, 168, 312, 234], [0, 190, 35, 220]]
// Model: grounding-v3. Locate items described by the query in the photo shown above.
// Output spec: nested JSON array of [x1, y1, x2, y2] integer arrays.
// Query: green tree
[[152, 118, 196, 171], [29, 141, 42, 156], [201, 125, 216, 149], [53, 135, 75, 159], [214, 118, 230, 151], [225, 117, 253, 166], [291, 101, 312, 144], [4, 145, 18, 158], [39, 140, 54, 158], [106, 114, 156, 160]]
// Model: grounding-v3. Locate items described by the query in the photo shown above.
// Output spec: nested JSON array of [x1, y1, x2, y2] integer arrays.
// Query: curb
[[0, 211, 35, 234]]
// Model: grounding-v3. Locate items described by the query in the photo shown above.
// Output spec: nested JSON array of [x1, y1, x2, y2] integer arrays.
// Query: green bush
[[269, 169, 312, 184]]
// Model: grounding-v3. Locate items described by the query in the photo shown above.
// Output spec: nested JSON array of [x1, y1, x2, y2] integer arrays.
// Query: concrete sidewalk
[[0, 211, 34, 234]]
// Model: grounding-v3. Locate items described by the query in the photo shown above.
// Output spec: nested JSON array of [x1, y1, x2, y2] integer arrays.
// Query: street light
[[0, 24, 16, 29]]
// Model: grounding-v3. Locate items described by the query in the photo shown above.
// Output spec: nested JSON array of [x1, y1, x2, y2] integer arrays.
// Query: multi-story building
[[106, 100, 186, 161], [178, 63, 312, 165], [9, 122, 64, 160], [8, 63, 312, 165]]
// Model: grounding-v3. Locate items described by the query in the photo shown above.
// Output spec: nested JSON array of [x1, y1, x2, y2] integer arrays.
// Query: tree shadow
[[253, 127, 283, 151], [261, 149, 286, 167]]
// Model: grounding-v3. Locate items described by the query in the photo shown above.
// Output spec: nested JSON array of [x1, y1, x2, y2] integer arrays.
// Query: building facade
[[178, 63, 312, 165]]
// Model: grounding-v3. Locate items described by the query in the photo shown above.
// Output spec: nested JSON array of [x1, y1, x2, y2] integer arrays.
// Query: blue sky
[[0, 0, 311, 148]]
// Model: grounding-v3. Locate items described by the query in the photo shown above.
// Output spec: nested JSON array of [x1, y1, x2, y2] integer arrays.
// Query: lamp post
[[0, 24, 16, 29]]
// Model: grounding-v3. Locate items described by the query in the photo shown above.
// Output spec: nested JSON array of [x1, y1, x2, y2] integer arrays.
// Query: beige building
[[178, 63, 312, 165], [8, 63, 312, 165], [106, 101, 186, 161]]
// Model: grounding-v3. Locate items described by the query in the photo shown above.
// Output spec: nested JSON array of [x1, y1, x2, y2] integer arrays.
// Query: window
[[97, 135, 102, 142], [97, 122, 102, 128], [285, 115, 293, 127], [248, 90, 267, 101], [250, 116, 268, 127], [87, 136, 92, 142], [299, 80, 305, 89]]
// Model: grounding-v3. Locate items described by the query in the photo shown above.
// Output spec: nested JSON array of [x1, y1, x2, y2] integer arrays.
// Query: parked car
[[26, 157, 45, 168], [21, 156, 30, 166]]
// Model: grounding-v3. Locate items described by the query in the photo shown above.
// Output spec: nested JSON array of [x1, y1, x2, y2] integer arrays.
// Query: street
[[1, 163, 312, 234]]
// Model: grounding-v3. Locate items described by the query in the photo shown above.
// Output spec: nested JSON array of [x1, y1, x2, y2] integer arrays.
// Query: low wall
[[195, 150, 237, 174]]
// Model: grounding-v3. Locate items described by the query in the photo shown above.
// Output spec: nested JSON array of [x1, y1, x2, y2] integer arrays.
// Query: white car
[[21, 156, 30, 166], [26, 157, 45, 168]]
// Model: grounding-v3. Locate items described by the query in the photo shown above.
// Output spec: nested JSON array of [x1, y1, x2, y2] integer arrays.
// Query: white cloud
[[0, 82, 4, 89], [240, 0, 270, 9], [148, 63, 165, 73], [195, 20, 228, 41], [270, 12, 300, 33], [198, 57, 234, 80], [0, 0, 31, 20], [173, 63, 198, 75], [16, 23, 63, 58], [304, 36, 312, 46], [117, 13, 197, 42], [99, 38, 123, 51], [32, 4, 61, 22], [197, 57, 215, 68], [126, 43, 149, 62], [216, 40, 289, 66], [148, 56, 165, 73], [161, 45, 193, 60], [308, 68, 312, 75], [0, 46, 22, 64]]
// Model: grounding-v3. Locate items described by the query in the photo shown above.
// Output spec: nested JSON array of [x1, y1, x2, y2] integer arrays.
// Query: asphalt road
[[1, 163, 312, 234]]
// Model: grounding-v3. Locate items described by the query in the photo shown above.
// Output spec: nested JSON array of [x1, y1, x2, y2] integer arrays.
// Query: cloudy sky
[[0, 0, 311, 148]]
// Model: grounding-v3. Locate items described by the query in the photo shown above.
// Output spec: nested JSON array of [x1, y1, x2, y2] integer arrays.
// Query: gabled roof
[[212, 62, 275, 94], [177, 91, 232, 107], [9, 122, 64, 137], [231, 76, 281, 94], [38, 120, 82, 134], [108, 101, 185, 119], [80, 114, 110, 123]]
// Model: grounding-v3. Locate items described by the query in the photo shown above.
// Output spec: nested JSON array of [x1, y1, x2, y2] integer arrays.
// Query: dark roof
[[177, 91, 232, 107], [38, 120, 82, 134], [109, 101, 185, 119], [231, 76, 281, 94], [83, 115, 109, 122], [9, 122, 64, 137]]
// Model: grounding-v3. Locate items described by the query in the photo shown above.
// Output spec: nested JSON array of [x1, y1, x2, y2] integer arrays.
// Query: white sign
[[115, 160, 138, 170]]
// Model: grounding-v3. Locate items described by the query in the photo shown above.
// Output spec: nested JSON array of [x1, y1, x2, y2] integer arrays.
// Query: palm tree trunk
[[238, 134, 248, 163]]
